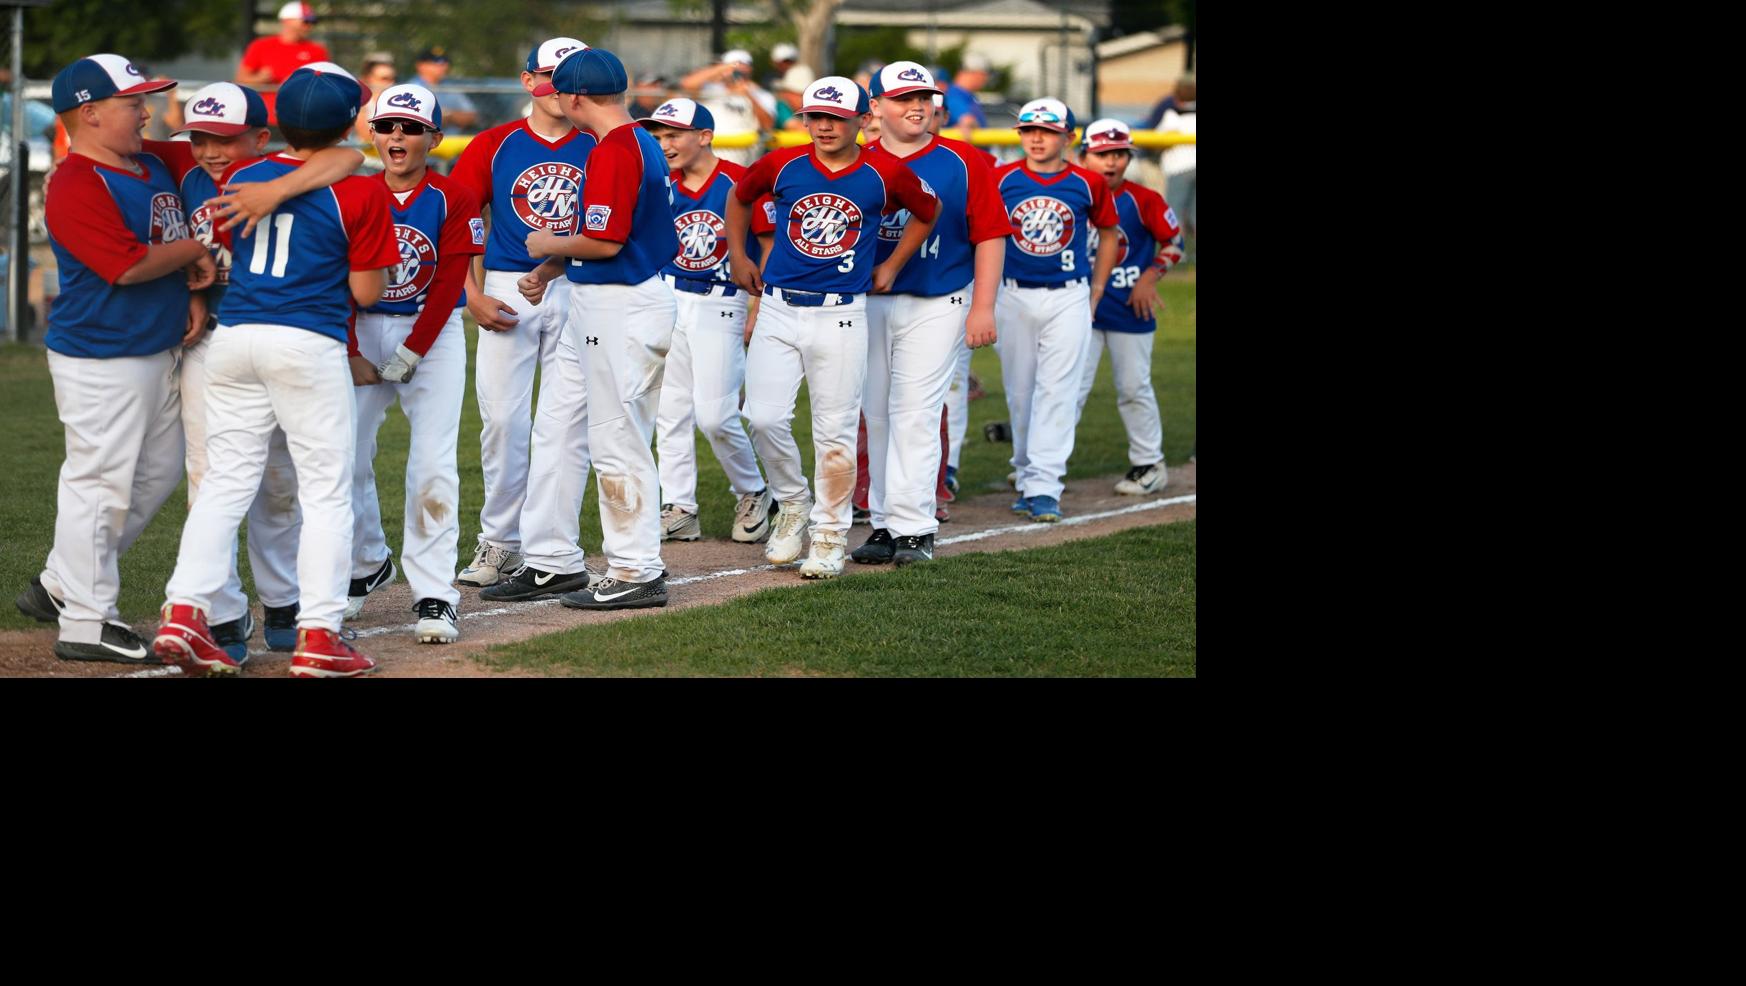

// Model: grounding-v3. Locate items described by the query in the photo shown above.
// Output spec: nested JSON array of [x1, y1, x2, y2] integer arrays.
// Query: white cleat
[[732, 488, 778, 543], [457, 538, 524, 587], [414, 598, 459, 644], [1114, 462, 1167, 495], [764, 497, 812, 564], [660, 503, 702, 541], [799, 530, 847, 579]]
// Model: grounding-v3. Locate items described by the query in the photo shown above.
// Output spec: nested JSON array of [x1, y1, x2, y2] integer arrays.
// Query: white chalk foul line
[[117, 492, 1194, 677]]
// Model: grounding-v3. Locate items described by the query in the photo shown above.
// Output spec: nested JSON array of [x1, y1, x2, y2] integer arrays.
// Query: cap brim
[[1015, 123, 1070, 134], [801, 104, 861, 118], [1086, 140, 1132, 151], [636, 117, 699, 129], [873, 83, 944, 99], [531, 81, 558, 97], [174, 121, 254, 137], [120, 79, 178, 98]]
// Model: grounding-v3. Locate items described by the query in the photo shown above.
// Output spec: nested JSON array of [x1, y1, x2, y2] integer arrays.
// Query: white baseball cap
[[772, 43, 799, 63], [1014, 97, 1074, 134], [1081, 118, 1132, 152], [176, 82, 269, 136], [778, 64, 816, 93], [801, 76, 869, 118], [371, 82, 441, 129], [721, 49, 754, 66], [637, 97, 714, 131], [527, 37, 588, 74], [278, 1, 316, 22], [869, 60, 943, 99]]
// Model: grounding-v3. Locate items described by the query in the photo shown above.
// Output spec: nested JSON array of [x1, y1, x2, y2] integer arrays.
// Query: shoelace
[[734, 493, 767, 524], [416, 599, 455, 620], [774, 506, 806, 540], [893, 535, 927, 551], [1125, 465, 1150, 481], [476, 542, 512, 569]]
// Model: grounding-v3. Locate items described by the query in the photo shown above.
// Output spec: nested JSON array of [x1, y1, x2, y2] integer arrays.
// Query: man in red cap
[[236, 2, 330, 126]]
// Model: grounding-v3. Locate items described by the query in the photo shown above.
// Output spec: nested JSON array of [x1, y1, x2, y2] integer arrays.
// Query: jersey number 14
[[245, 213, 296, 278]]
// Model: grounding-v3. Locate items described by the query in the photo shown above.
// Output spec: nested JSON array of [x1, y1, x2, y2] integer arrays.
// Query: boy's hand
[[524, 229, 562, 259], [1089, 284, 1104, 313], [965, 307, 996, 349], [349, 355, 382, 386], [517, 270, 549, 305], [377, 344, 422, 384], [184, 293, 211, 348], [468, 292, 521, 332], [729, 253, 762, 296], [871, 261, 897, 294], [743, 296, 760, 346], [207, 181, 283, 236], [186, 252, 217, 291], [1128, 269, 1162, 320]]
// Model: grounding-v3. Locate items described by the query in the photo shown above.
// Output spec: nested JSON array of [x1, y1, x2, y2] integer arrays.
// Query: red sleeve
[[239, 38, 268, 73], [142, 140, 200, 185], [734, 150, 782, 204], [447, 126, 502, 208], [401, 252, 470, 357], [45, 161, 147, 284], [1086, 169, 1120, 228], [750, 193, 777, 235], [1137, 187, 1181, 245], [881, 159, 938, 222], [336, 177, 401, 270], [346, 305, 360, 357], [580, 138, 639, 243], [960, 148, 1016, 244]]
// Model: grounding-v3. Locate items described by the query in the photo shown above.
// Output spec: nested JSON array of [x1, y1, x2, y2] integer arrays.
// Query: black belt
[[1004, 277, 1088, 290], [764, 285, 857, 307], [670, 276, 738, 297]]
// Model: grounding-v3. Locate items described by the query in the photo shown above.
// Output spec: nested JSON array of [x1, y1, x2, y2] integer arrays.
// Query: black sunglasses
[[370, 119, 431, 136]]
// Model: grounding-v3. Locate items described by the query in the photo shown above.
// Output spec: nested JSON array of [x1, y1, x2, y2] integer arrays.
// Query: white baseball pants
[[40, 348, 183, 644], [165, 324, 356, 632], [1074, 327, 1164, 468], [864, 291, 969, 537], [945, 338, 972, 470], [993, 280, 1092, 501], [573, 275, 674, 583], [744, 292, 867, 536], [474, 270, 584, 553], [350, 311, 466, 608], [518, 318, 593, 576], [654, 282, 764, 513], [182, 332, 302, 623]]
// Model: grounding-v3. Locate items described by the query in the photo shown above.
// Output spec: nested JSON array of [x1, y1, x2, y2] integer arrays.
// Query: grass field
[[0, 270, 1195, 668]]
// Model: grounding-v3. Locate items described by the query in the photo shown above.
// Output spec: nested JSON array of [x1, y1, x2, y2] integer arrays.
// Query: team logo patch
[[510, 162, 583, 234], [469, 217, 485, 245], [787, 193, 863, 259], [149, 192, 187, 244], [878, 208, 909, 243], [386, 91, 422, 111], [1164, 206, 1179, 230], [187, 203, 232, 284], [814, 85, 846, 103], [897, 67, 927, 83], [673, 209, 730, 272], [384, 223, 437, 303], [1088, 225, 1130, 265], [762, 200, 776, 224], [190, 97, 226, 116], [585, 204, 611, 231], [1010, 195, 1074, 256]]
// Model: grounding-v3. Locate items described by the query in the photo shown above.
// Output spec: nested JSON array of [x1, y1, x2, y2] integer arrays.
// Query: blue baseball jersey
[[365, 171, 484, 316], [993, 160, 1119, 285], [448, 119, 596, 272], [1092, 182, 1186, 334], [215, 154, 401, 343], [143, 139, 236, 313], [662, 158, 774, 285], [43, 151, 190, 359], [865, 135, 1012, 297], [566, 124, 678, 286], [735, 145, 939, 295]]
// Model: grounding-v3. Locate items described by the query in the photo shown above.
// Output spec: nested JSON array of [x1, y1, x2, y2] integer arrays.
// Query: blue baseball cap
[[52, 53, 177, 113], [527, 37, 588, 74], [174, 82, 269, 136], [637, 98, 714, 131], [278, 62, 364, 130], [532, 47, 628, 97]]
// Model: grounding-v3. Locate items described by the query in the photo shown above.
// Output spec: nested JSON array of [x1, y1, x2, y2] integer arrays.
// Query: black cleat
[[560, 575, 668, 610], [479, 565, 596, 602], [54, 622, 156, 665], [892, 532, 935, 568], [344, 556, 396, 619], [851, 528, 895, 564], [263, 603, 299, 651], [15, 577, 65, 623]]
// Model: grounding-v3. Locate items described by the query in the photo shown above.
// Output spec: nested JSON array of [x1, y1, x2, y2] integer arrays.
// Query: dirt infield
[[0, 462, 1195, 678]]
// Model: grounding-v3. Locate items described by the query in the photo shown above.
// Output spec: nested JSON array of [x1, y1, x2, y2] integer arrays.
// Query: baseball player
[[15, 54, 213, 664], [725, 76, 939, 579], [447, 37, 597, 589], [154, 63, 401, 677], [850, 62, 1009, 568], [1073, 120, 1186, 496], [517, 47, 679, 610], [993, 98, 1121, 522], [342, 83, 484, 644], [638, 97, 779, 545], [143, 82, 362, 661]]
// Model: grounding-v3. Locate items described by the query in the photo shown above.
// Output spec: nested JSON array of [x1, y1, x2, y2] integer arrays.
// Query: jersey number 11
[[246, 213, 296, 278]]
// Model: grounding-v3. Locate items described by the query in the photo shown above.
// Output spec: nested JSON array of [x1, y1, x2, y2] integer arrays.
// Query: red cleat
[[153, 603, 243, 676], [289, 627, 379, 678]]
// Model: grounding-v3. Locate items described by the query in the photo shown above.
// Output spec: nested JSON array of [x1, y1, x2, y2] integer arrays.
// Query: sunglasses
[[370, 119, 431, 135], [1017, 108, 1064, 125]]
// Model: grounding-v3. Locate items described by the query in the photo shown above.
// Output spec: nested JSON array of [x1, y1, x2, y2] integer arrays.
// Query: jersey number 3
[[246, 213, 296, 278]]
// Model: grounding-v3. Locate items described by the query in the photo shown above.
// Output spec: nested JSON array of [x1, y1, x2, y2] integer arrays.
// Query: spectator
[[852, 59, 883, 93], [765, 43, 800, 90], [1148, 73, 1196, 257], [236, 1, 329, 126], [1141, 71, 1195, 128], [355, 52, 397, 145], [680, 49, 775, 165], [773, 64, 814, 130], [414, 46, 479, 132], [943, 52, 990, 134], [629, 73, 669, 119]]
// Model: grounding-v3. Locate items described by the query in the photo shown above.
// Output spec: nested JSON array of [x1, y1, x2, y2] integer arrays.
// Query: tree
[[767, 0, 844, 78], [23, 0, 239, 78]]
